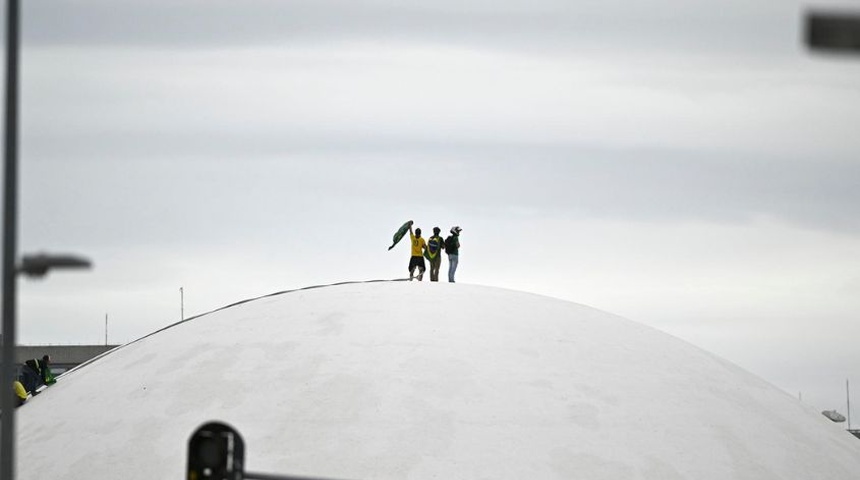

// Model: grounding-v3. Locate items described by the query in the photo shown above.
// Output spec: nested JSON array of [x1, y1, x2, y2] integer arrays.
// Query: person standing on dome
[[408, 222, 427, 281], [425, 227, 445, 282], [445, 226, 462, 283]]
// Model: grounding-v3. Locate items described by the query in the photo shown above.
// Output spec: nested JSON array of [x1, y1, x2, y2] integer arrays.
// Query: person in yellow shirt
[[13, 380, 28, 407], [408, 222, 428, 281]]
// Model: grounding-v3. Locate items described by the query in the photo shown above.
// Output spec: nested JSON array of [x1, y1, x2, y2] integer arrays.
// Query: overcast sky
[[5, 0, 860, 416]]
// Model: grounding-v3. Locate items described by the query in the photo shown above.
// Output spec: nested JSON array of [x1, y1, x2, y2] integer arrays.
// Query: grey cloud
[[22, 0, 797, 55], [15, 1, 859, 262], [427, 146, 860, 235], [19, 139, 860, 258]]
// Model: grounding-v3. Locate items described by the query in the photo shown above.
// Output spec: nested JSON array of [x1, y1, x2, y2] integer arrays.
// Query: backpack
[[444, 235, 457, 253]]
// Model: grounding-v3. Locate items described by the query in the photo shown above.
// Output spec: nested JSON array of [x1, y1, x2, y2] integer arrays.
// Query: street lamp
[[1, 1, 93, 480], [1, 3, 22, 480], [18, 253, 92, 278]]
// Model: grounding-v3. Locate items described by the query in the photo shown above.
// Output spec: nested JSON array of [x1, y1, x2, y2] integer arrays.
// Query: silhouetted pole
[[180, 287, 184, 321], [1, 2, 20, 480]]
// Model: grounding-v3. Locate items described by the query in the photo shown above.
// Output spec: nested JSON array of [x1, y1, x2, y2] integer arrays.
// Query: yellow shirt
[[410, 232, 426, 257], [13, 380, 27, 400]]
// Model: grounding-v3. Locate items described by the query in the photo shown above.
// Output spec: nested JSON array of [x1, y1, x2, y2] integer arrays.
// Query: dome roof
[[16, 282, 860, 479]]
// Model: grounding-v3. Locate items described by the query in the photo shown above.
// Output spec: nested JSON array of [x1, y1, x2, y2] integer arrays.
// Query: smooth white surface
[[16, 282, 860, 479]]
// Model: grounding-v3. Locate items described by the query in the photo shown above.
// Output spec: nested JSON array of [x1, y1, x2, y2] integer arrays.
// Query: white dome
[[16, 282, 860, 479]]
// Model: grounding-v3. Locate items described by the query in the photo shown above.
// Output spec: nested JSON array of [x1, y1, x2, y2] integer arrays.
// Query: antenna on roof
[[848, 378, 852, 430]]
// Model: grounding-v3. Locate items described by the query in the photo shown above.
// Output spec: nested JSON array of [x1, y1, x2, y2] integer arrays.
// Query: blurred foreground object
[[188, 421, 351, 480], [188, 422, 244, 480], [806, 10, 860, 53]]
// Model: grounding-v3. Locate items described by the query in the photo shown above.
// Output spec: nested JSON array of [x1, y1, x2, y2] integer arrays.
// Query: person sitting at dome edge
[[19, 361, 43, 395], [445, 226, 462, 283], [13, 380, 28, 407], [408, 222, 428, 281], [24, 355, 57, 392], [426, 227, 445, 282]]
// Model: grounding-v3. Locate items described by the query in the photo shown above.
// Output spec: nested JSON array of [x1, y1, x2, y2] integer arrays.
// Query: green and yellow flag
[[388, 221, 412, 251]]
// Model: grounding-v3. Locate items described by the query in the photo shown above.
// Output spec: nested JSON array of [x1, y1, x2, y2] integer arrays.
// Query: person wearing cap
[[425, 227, 445, 282], [408, 222, 428, 281], [445, 226, 462, 283]]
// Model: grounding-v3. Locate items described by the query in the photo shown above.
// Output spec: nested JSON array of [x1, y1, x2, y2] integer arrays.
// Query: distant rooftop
[[15, 344, 119, 367]]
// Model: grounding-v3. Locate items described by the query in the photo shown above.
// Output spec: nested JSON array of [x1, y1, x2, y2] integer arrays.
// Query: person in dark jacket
[[445, 226, 462, 283], [19, 362, 43, 395], [24, 355, 56, 392]]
